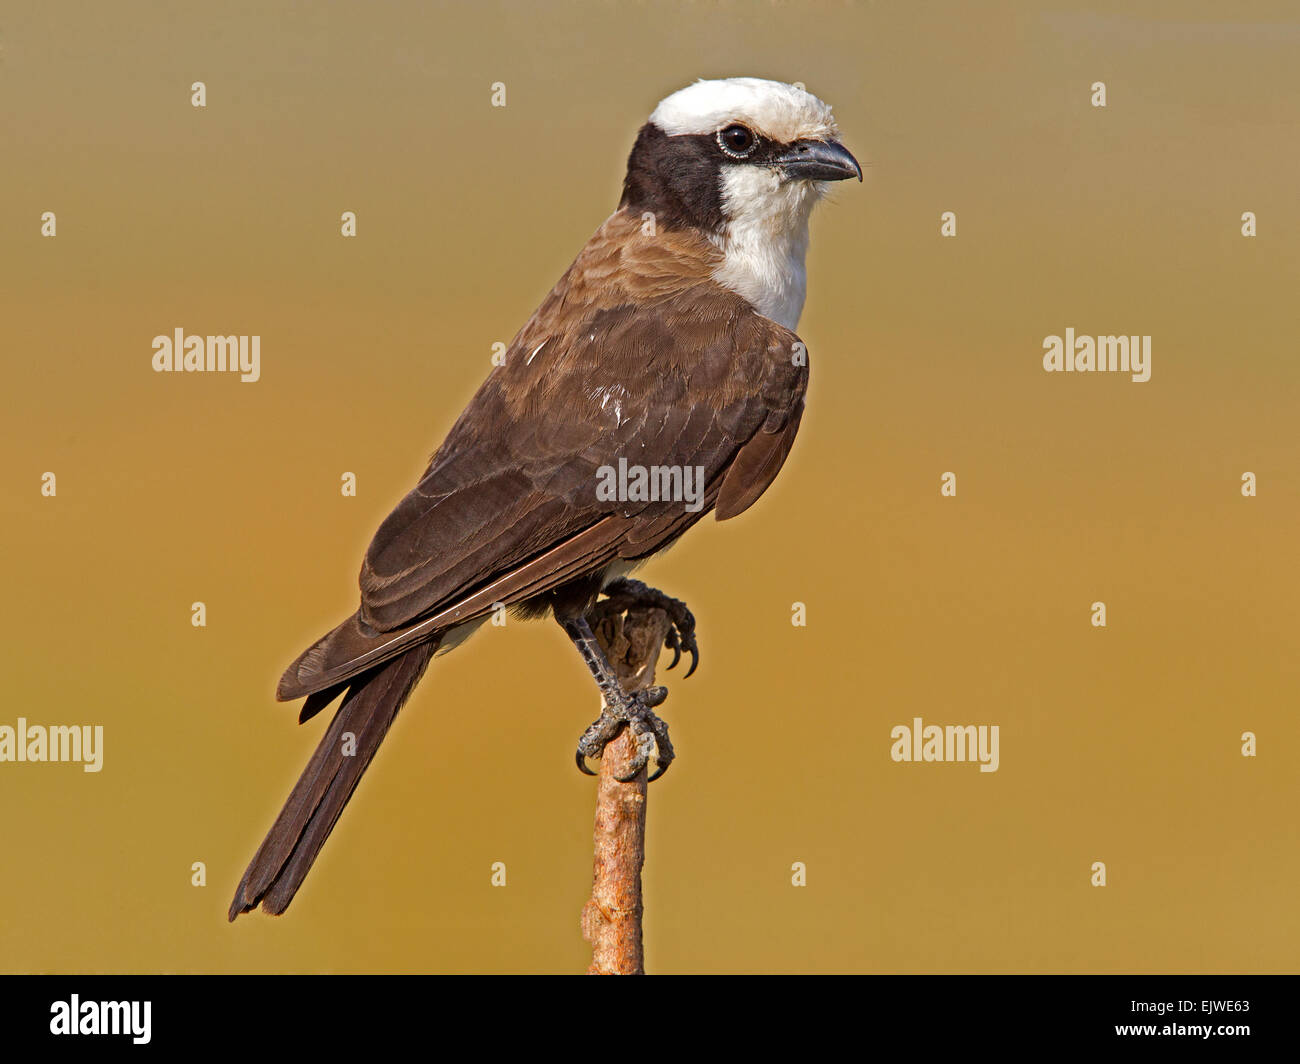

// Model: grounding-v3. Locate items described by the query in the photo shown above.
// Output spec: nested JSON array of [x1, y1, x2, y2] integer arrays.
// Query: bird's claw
[[601, 578, 700, 679], [573, 685, 674, 782], [663, 622, 699, 678], [574, 578, 695, 782], [642, 710, 676, 782]]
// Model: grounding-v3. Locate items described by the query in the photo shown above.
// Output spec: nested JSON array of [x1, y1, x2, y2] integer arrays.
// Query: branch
[[581, 605, 672, 975]]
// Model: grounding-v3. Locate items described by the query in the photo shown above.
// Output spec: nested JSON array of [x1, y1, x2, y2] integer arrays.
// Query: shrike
[[230, 77, 860, 919]]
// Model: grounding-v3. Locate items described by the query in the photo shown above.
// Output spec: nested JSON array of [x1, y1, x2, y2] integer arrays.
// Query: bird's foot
[[575, 684, 676, 782], [595, 578, 700, 678]]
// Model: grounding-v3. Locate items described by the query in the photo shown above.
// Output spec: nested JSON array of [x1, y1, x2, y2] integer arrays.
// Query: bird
[[229, 76, 860, 920]]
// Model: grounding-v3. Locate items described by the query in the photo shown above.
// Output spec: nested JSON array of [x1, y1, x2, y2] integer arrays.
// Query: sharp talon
[[684, 647, 699, 679], [666, 641, 681, 671], [576, 750, 597, 776], [644, 710, 674, 782]]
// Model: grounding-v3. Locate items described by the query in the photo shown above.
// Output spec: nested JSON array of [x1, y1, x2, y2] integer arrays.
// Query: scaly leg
[[559, 579, 700, 781], [559, 600, 687, 782]]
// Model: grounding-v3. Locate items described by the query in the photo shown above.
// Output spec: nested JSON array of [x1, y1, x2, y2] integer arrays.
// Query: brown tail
[[229, 640, 438, 920]]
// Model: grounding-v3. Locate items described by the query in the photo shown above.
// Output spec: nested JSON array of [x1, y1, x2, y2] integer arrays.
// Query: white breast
[[710, 165, 819, 331]]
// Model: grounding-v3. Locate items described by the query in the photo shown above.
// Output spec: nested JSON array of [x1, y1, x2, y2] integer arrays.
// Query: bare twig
[[581, 605, 672, 975]]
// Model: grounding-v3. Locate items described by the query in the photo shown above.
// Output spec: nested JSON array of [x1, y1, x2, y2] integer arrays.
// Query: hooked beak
[[774, 138, 863, 183]]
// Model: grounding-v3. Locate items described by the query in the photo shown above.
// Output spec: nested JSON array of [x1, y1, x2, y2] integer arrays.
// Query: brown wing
[[278, 209, 808, 699]]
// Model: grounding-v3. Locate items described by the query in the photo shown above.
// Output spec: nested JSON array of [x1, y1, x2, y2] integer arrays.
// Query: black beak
[[774, 139, 863, 182]]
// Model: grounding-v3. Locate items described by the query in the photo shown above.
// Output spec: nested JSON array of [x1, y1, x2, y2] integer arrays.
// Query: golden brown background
[[2, 0, 1297, 973]]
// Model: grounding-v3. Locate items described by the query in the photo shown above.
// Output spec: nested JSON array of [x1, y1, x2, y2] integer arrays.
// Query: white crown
[[650, 78, 839, 144]]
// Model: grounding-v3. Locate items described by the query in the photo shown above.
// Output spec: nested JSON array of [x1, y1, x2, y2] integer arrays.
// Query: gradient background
[[2, 0, 1297, 973]]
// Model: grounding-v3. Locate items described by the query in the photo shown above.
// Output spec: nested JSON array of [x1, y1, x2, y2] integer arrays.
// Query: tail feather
[[229, 639, 438, 920]]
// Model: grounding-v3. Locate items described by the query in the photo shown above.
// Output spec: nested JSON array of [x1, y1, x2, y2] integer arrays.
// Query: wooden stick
[[581, 605, 672, 975]]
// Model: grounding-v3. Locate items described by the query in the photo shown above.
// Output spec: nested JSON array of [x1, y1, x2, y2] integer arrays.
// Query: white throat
[[711, 166, 819, 331]]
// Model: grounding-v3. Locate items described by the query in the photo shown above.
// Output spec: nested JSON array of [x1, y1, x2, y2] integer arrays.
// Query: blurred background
[[2, 0, 1297, 973]]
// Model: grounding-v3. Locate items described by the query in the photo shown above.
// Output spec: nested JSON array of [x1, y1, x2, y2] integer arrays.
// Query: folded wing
[[280, 212, 809, 700]]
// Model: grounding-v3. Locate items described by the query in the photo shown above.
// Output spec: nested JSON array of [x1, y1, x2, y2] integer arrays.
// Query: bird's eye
[[717, 124, 757, 159]]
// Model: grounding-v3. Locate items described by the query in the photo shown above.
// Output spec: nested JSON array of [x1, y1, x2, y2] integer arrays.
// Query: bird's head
[[620, 77, 860, 239], [620, 78, 859, 329]]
